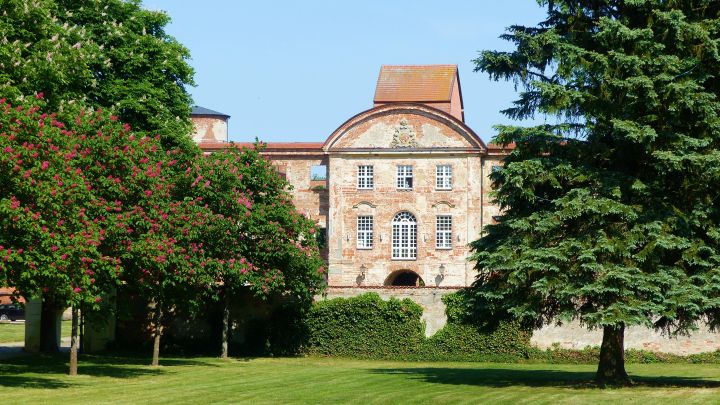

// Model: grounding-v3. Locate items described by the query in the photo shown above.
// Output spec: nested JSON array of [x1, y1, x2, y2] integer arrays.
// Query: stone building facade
[[197, 65, 512, 334]]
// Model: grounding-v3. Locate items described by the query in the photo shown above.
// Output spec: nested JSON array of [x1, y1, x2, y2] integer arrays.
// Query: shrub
[[419, 321, 532, 362], [304, 293, 424, 358]]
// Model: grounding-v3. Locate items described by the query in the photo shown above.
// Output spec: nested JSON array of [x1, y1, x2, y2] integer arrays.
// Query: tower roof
[[191, 106, 230, 118], [374, 65, 458, 103], [373, 65, 464, 121]]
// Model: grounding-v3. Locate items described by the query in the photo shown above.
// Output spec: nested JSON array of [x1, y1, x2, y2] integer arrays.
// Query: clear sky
[[142, 1, 548, 143]]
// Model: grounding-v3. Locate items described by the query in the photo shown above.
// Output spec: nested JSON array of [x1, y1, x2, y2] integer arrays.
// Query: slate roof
[[374, 65, 458, 103], [191, 106, 230, 118]]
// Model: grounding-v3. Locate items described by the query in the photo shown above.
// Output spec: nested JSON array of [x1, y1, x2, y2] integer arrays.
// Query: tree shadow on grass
[[371, 367, 720, 389], [0, 353, 217, 388]]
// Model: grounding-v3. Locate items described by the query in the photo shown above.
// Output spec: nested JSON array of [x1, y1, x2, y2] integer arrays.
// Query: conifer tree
[[470, 0, 720, 385]]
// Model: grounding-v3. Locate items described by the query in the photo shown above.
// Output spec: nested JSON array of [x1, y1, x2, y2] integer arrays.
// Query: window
[[396, 165, 413, 190], [436, 165, 452, 190], [436, 215, 452, 249], [357, 216, 374, 249], [310, 165, 327, 181], [357, 165, 374, 189], [392, 212, 417, 259]]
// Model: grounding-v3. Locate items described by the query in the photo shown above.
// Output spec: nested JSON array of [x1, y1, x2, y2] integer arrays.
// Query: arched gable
[[323, 103, 486, 152]]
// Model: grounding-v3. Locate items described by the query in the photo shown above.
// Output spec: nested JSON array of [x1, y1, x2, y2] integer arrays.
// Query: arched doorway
[[385, 270, 425, 287]]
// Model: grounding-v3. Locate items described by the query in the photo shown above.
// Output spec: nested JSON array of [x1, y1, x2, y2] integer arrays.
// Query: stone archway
[[385, 270, 425, 287]]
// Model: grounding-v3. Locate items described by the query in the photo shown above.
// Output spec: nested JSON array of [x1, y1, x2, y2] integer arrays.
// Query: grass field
[[1, 355, 720, 404], [0, 320, 72, 343]]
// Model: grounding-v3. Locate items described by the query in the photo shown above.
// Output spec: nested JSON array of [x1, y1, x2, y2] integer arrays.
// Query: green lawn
[[0, 320, 72, 344], [1, 355, 720, 404]]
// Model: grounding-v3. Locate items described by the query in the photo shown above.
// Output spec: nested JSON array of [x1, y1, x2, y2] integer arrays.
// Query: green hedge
[[419, 322, 532, 362], [304, 292, 532, 360], [305, 293, 424, 357]]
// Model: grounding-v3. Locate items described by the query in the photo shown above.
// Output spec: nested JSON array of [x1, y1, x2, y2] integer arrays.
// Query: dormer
[[373, 65, 464, 122]]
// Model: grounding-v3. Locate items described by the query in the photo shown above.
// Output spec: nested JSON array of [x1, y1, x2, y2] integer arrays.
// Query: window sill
[[356, 188, 374, 191], [391, 258, 418, 261], [356, 247, 374, 250], [435, 247, 453, 250], [435, 188, 453, 191]]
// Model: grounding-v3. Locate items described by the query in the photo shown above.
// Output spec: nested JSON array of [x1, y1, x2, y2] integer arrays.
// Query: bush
[[305, 293, 424, 358], [303, 292, 532, 361], [418, 322, 532, 362]]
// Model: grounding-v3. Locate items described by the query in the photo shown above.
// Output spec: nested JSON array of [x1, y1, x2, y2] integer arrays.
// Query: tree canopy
[[469, 0, 720, 385], [0, 0, 196, 148]]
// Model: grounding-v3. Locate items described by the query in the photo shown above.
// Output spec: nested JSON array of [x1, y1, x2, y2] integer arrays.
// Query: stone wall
[[532, 321, 720, 355]]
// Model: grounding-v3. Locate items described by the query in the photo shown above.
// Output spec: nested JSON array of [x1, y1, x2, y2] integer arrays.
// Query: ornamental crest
[[389, 119, 418, 148]]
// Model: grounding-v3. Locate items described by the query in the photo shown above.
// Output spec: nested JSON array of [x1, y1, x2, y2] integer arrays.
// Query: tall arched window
[[392, 211, 417, 259]]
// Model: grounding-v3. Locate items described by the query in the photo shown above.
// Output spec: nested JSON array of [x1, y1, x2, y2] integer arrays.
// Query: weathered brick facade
[[197, 65, 509, 292]]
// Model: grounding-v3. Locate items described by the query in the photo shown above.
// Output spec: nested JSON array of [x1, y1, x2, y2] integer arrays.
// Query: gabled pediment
[[324, 104, 485, 152]]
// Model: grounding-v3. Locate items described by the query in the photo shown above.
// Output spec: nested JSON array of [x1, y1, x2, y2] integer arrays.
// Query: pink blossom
[[73, 287, 82, 293], [41, 161, 49, 170], [51, 246, 59, 252], [144, 190, 153, 197], [95, 296, 102, 303]]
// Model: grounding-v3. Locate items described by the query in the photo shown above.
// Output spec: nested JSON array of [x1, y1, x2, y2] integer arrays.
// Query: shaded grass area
[[0, 320, 71, 344], [1, 355, 720, 404]]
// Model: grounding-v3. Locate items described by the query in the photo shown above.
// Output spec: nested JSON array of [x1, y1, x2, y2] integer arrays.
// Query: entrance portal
[[385, 270, 425, 287]]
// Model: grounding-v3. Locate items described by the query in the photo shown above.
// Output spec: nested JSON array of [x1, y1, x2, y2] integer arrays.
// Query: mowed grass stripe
[[1, 356, 720, 404]]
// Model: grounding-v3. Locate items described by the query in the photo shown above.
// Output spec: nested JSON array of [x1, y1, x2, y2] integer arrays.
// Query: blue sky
[[142, 1, 548, 143]]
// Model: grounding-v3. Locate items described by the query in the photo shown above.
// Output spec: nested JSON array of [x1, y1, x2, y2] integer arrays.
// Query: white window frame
[[357, 165, 374, 190], [396, 165, 413, 190], [392, 212, 417, 260], [357, 216, 374, 249], [436, 165, 452, 190], [436, 215, 452, 249]]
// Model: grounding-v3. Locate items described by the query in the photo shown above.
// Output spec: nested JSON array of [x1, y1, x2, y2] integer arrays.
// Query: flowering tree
[[0, 97, 121, 374], [181, 145, 326, 358], [0, 96, 210, 371]]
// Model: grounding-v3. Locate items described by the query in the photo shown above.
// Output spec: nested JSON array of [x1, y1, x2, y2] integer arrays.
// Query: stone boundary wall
[[532, 321, 720, 355], [321, 286, 460, 336], [324, 287, 720, 354]]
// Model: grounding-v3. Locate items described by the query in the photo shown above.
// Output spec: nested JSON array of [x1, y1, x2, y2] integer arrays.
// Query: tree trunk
[[151, 303, 163, 367], [79, 306, 84, 354], [39, 301, 60, 352], [595, 324, 631, 385], [69, 306, 79, 376], [221, 291, 230, 359]]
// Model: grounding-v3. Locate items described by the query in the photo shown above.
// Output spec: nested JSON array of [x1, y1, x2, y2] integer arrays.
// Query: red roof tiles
[[374, 65, 458, 103]]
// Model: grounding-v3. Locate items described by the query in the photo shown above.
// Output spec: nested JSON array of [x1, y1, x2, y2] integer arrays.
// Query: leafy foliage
[[0, 0, 196, 148], [470, 1, 720, 336], [181, 144, 326, 304], [305, 293, 425, 358], [0, 97, 118, 312], [303, 292, 532, 361], [470, 0, 720, 382]]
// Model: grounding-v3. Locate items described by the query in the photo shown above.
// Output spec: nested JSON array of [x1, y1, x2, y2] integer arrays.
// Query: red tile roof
[[487, 142, 516, 152], [374, 65, 458, 103], [199, 142, 324, 151]]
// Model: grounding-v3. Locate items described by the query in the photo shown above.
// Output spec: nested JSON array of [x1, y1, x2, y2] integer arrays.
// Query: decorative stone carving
[[390, 119, 418, 148]]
